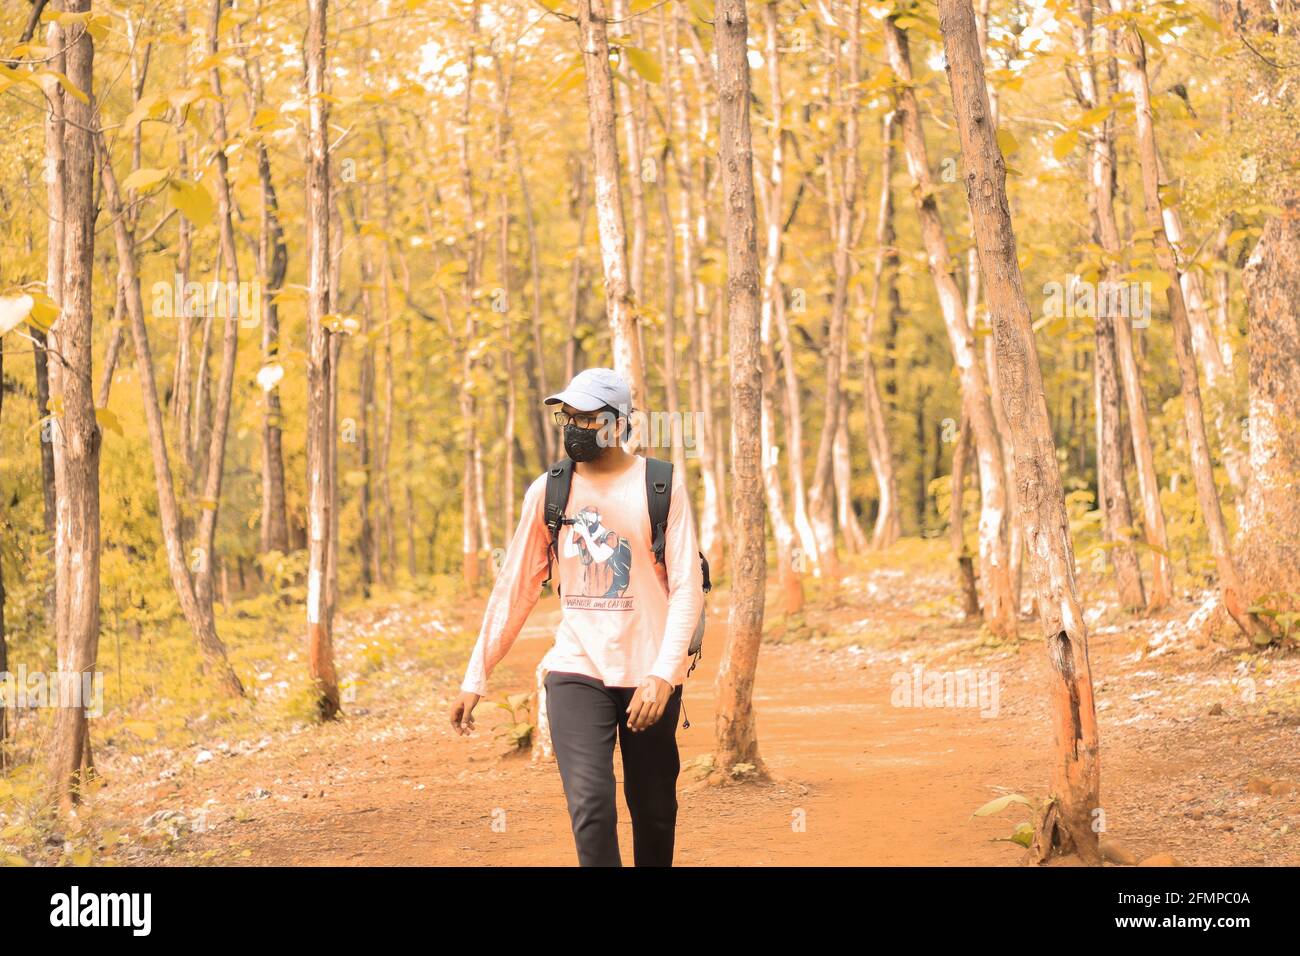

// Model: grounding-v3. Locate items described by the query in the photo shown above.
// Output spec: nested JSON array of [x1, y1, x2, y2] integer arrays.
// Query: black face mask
[[564, 423, 604, 462]]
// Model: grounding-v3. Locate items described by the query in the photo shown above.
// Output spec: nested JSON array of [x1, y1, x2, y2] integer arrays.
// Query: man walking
[[449, 368, 705, 867]]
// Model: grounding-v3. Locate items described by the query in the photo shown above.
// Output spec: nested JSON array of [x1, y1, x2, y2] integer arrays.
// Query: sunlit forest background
[[0, 0, 1296, 865]]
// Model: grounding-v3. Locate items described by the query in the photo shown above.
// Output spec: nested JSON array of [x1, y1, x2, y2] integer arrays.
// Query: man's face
[[562, 402, 622, 447]]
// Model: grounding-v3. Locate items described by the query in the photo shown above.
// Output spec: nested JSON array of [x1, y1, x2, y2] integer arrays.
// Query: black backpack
[[541, 456, 711, 682]]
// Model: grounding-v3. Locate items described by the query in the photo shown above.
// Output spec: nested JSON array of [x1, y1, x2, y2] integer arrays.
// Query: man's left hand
[[626, 676, 673, 732]]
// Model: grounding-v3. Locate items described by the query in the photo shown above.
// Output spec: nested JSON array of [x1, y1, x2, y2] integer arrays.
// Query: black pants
[[544, 670, 683, 867]]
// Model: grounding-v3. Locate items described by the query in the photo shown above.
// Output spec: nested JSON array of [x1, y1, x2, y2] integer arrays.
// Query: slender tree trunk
[[713, 0, 767, 778], [355, 190, 378, 599], [1114, 7, 1262, 638], [458, 4, 483, 592], [99, 138, 245, 699], [1095, 13, 1173, 611], [38, 17, 64, 636], [46, 0, 101, 812], [191, 0, 245, 619], [949, 406, 981, 618], [565, 157, 589, 385], [938, 0, 1100, 862], [306, 0, 340, 718], [864, 109, 903, 550], [256, 141, 290, 554], [173, 16, 194, 490], [885, 17, 1017, 639], [1074, 0, 1144, 610], [656, 8, 688, 484], [808, 1, 863, 576], [577, 0, 648, 427], [613, 0, 648, 306], [493, 60, 518, 531], [1240, 199, 1300, 612], [758, 0, 803, 612], [834, 380, 869, 553], [667, 13, 725, 570], [510, 130, 556, 465]]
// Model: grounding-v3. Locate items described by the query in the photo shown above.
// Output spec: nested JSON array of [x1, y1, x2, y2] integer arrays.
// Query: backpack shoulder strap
[[645, 456, 672, 566], [542, 458, 574, 595]]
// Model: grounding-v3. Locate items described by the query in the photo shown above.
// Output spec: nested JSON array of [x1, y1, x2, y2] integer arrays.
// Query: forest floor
[[47, 544, 1300, 866]]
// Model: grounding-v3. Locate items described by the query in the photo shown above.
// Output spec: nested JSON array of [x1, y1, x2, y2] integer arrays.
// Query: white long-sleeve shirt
[[460, 455, 704, 696]]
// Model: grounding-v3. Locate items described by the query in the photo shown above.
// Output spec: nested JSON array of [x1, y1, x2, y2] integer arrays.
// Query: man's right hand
[[449, 691, 480, 735]]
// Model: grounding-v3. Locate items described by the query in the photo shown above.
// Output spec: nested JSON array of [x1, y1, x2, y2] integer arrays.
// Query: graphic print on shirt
[[561, 505, 634, 610]]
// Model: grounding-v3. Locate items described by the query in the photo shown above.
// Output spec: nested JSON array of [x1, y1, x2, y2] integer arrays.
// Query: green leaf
[[42, 70, 89, 105], [1010, 821, 1034, 847], [121, 167, 170, 192], [995, 127, 1020, 158], [94, 407, 123, 437], [123, 94, 167, 133], [972, 793, 1032, 817], [167, 178, 215, 226], [1052, 129, 1079, 161]]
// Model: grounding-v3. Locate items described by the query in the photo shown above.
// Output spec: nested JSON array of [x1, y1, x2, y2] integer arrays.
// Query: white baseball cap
[[544, 367, 633, 413]]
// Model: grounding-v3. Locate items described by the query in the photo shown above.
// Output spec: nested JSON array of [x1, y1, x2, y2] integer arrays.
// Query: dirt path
[[99, 561, 1300, 867]]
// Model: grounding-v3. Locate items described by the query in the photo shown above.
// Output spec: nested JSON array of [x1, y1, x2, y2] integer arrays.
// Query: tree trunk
[[1091, 8, 1173, 610], [99, 138, 245, 699], [1114, 6, 1263, 638], [885, 17, 1017, 638], [713, 0, 768, 778], [256, 141, 290, 554], [667, 12, 725, 571], [758, 0, 803, 613], [458, 4, 484, 592], [938, 0, 1101, 863], [1239, 198, 1300, 611], [949, 406, 981, 619], [306, 0, 340, 719], [577, 0, 648, 427], [45, 0, 101, 813], [1073, 0, 1145, 610], [191, 0, 246, 620], [864, 108, 903, 550], [38, 16, 64, 636], [807, 1, 863, 576]]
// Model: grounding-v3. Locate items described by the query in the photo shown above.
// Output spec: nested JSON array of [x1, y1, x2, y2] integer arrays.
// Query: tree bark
[[1240, 198, 1300, 610], [306, 0, 340, 718], [99, 137, 245, 699], [757, 0, 803, 614], [253, 95, 290, 554], [938, 0, 1101, 863], [864, 108, 903, 550], [807, 0, 864, 576], [713, 0, 768, 778], [577, 0, 649, 428], [46, 0, 102, 813], [1114, 6, 1263, 638], [1073, 0, 1145, 610], [191, 0, 246, 620], [885, 17, 1017, 639], [949, 406, 981, 618]]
